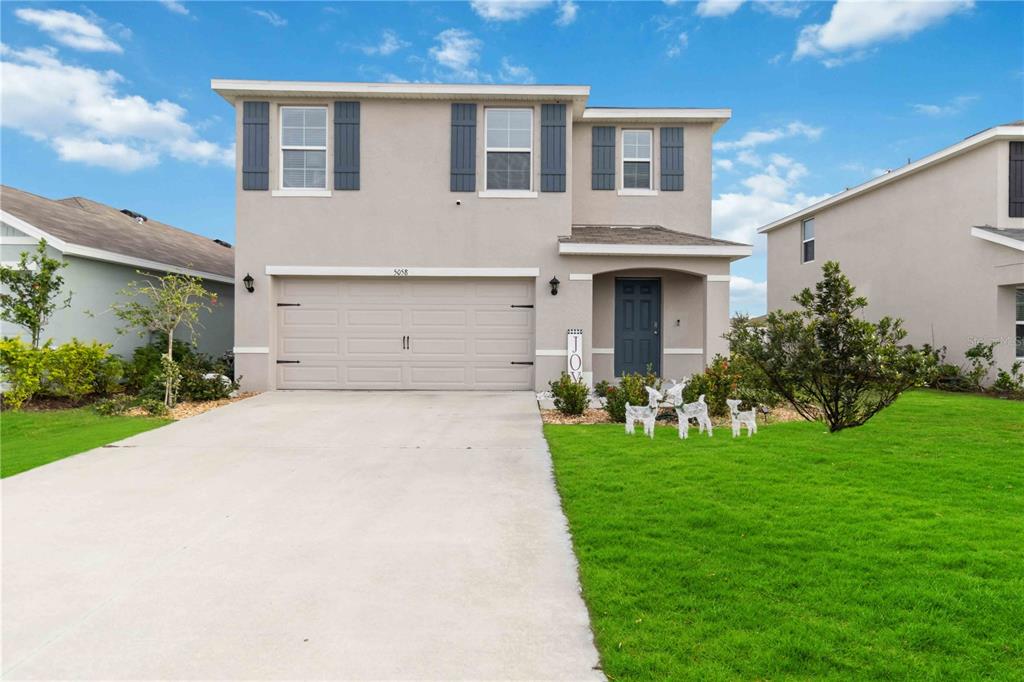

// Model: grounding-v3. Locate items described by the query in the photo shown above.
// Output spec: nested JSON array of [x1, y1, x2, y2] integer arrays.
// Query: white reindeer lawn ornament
[[625, 386, 663, 439], [663, 379, 686, 408], [676, 394, 713, 439], [726, 398, 758, 438]]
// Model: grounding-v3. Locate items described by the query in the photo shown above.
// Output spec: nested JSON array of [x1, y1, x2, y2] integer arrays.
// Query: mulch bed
[[540, 404, 806, 426], [124, 392, 260, 420]]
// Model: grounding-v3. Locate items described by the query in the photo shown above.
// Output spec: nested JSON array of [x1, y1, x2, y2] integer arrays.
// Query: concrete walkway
[[2, 392, 602, 680]]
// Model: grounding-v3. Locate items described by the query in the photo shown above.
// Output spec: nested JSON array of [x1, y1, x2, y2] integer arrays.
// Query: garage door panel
[[276, 277, 533, 390]]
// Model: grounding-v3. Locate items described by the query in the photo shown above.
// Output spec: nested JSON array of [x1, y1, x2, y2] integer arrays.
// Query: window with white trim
[[280, 106, 327, 190], [485, 108, 532, 191], [801, 217, 815, 263], [622, 130, 652, 189], [1016, 288, 1023, 358]]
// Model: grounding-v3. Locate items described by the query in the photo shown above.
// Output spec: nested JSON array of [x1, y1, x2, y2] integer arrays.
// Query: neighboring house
[[0, 185, 234, 357], [213, 80, 750, 392], [759, 122, 1024, 373]]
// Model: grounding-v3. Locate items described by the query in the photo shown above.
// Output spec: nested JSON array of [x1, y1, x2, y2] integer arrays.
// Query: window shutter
[[1011, 141, 1024, 218], [450, 103, 477, 192], [541, 104, 566, 192], [242, 102, 269, 191], [660, 127, 684, 191], [592, 126, 615, 190], [334, 102, 360, 190]]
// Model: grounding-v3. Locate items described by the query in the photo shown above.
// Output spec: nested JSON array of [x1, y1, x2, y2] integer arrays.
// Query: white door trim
[[265, 266, 540, 278]]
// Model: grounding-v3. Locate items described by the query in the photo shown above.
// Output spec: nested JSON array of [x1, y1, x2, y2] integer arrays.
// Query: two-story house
[[759, 122, 1024, 373], [213, 80, 750, 392]]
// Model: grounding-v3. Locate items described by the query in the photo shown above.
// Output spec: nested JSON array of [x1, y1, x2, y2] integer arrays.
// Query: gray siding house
[[213, 80, 751, 392], [760, 122, 1024, 373], [1, 185, 234, 357]]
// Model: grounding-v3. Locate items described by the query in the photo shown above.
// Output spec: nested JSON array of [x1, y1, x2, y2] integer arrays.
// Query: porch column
[[704, 276, 731, 363]]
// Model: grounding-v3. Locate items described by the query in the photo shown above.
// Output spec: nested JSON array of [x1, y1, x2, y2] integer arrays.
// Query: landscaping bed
[[545, 390, 1024, 679]]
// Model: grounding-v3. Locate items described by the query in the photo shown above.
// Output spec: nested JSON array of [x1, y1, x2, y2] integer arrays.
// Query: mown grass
[[1, 407, 170, 478], [545, 390, 1024, 680]]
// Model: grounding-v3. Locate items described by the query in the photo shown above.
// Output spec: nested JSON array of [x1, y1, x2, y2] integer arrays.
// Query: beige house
[[760, 122, 1024, 373], [213, 80, 750, 392]]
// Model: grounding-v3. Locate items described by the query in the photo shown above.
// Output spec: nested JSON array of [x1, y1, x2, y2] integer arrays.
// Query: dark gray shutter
[[660, 127, 684, 191], [1011, 141, 1024, 218], [334, 102, 360, 190], [541, 104, 566, 192], [242, 102, 269, 191], [450, 103, 476, 192], [592, 126, 615, 190]]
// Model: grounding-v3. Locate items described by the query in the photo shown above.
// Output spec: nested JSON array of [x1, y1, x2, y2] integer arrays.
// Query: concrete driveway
[[2, 392, 602, 680]]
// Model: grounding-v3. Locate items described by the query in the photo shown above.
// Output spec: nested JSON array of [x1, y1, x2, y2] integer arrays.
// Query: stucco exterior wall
[[1, 237, 234, 359], [571, 122, 713, 234], [765, 140, 1023, 371]]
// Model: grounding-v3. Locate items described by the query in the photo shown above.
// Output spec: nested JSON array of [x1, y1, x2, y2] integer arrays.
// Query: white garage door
[[275, 277, 535, 390]]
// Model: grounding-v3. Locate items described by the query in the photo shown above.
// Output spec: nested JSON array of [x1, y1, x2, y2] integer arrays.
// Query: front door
[[615, 278, 661, 376]]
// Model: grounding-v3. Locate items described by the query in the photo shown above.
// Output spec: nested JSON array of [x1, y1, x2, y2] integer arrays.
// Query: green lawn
[[1, 408, 171, 478], [545, 391, 1024, 680]]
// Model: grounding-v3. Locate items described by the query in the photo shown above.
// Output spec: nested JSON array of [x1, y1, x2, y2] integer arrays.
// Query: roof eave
[[582, 107, 732, 132], [970, 226, 1024, 252], [558, 242, 752, 259], [757, 125, 1024, 234]]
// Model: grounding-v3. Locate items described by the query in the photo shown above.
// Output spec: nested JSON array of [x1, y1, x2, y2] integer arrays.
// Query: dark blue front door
[[615, 278, 661, 376]]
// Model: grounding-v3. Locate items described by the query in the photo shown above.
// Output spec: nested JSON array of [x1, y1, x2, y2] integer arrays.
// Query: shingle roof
[[1, 185, 233, 279], [560, 224, 748, 247], [974, 225, 1024, 243]]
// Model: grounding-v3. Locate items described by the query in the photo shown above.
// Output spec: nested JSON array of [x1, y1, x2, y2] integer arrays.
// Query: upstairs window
[[622, 130, 652, 189], [280, 106, 327, 190], [485, 108, 532, 191], [1017, 289, 1024, 358], [801, 218, 815, 263]]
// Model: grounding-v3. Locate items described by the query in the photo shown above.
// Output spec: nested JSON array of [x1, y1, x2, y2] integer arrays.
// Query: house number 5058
[[393, 268, 409, 277]]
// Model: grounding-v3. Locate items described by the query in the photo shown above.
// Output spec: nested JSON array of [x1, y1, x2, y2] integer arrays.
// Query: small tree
[[726, 261, 934, 432], [0, 240, 72, 348], [111, 271, 215, 407]]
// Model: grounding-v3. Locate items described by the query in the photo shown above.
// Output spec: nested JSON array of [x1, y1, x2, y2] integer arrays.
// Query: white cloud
[[248, 8, 287, 27], [715, 158, 735, 171], [470, 0, 551, 21], [0, 44, 233, 172], [795, 0, 973, 63], [729, 275, 768, 315], [429, 28, 484, 82], [754, 1, 805, 19], [14, 8, 122, 53], [714, 121, 822, 151], [911, 94, 978, 117], [666, 32, 689, 58], [360, 29, 409, 56], [556, 0, 578, 26], [736, 149, 763, 167], [498, 57, 535, 84], [158, 0, 190, 16], [695, 0, 746, 18]]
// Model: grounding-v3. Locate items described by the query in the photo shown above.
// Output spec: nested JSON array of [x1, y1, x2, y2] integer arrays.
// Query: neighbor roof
[[757, 122, 1024, 234], [0, 185, 233, 281], [558, 224, 751, 258]]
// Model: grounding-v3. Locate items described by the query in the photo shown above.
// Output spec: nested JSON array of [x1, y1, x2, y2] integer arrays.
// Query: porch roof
[[558, 225, 751, 258], [971, 225, 1024, 252]]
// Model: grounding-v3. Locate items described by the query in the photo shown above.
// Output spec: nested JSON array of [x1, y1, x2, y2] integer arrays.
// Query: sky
[[2, 0, 1022, 315]]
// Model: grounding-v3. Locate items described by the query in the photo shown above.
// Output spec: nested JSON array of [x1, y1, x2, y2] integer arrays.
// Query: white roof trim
[[583, 107, 731, 125], [265, 266, 540, 278], [558, 242, 752, 258], [213, 79, 590, 101], [970, 227, 1024, 252], [0, 209, 234, 284], [758, 125, 1024, 234]]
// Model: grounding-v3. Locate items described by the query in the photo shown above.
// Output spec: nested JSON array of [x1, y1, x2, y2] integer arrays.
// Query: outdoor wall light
[[243, 273, 255, 293], [549, 276, 560, 296]]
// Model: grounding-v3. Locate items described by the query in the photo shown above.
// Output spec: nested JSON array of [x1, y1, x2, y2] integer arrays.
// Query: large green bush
[[125, 337, 236, 403], [0, 337, 122, 409], [548, 373, 590, 416], [604, 368, 662, 422], [0, 337, 44, 409]]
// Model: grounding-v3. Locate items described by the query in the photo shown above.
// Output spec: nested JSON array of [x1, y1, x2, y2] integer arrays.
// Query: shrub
[[963, 341, 998, 391], [124, 336, 195, 391], [549, 373, 590, 416], [128, 337, 236, 403], [138, 398, 169, 416], [0, 337, 44, 409], [604, 368, 662, 422], [726, 261, 936, 432], [43, 339, 122, 404], [592, 380, 612, 399], [94, 394, 137, 416], [178, 351, 236, 401], [993, 361, 1024, 397]]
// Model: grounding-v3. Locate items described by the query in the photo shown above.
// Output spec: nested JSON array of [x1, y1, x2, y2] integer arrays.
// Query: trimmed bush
[[0, 337, 44, 409], [604, 369, 662, 422], [549, 373, 590, 416], [44, 339, 122, 404]]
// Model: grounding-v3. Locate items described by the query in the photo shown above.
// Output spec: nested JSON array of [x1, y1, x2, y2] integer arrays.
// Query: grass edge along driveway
[[2, 408, 171, 478], [545, 390, 1024, 680]]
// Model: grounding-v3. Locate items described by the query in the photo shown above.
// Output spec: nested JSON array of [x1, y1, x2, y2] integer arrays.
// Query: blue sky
[[2, 0, 1022, 314]]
